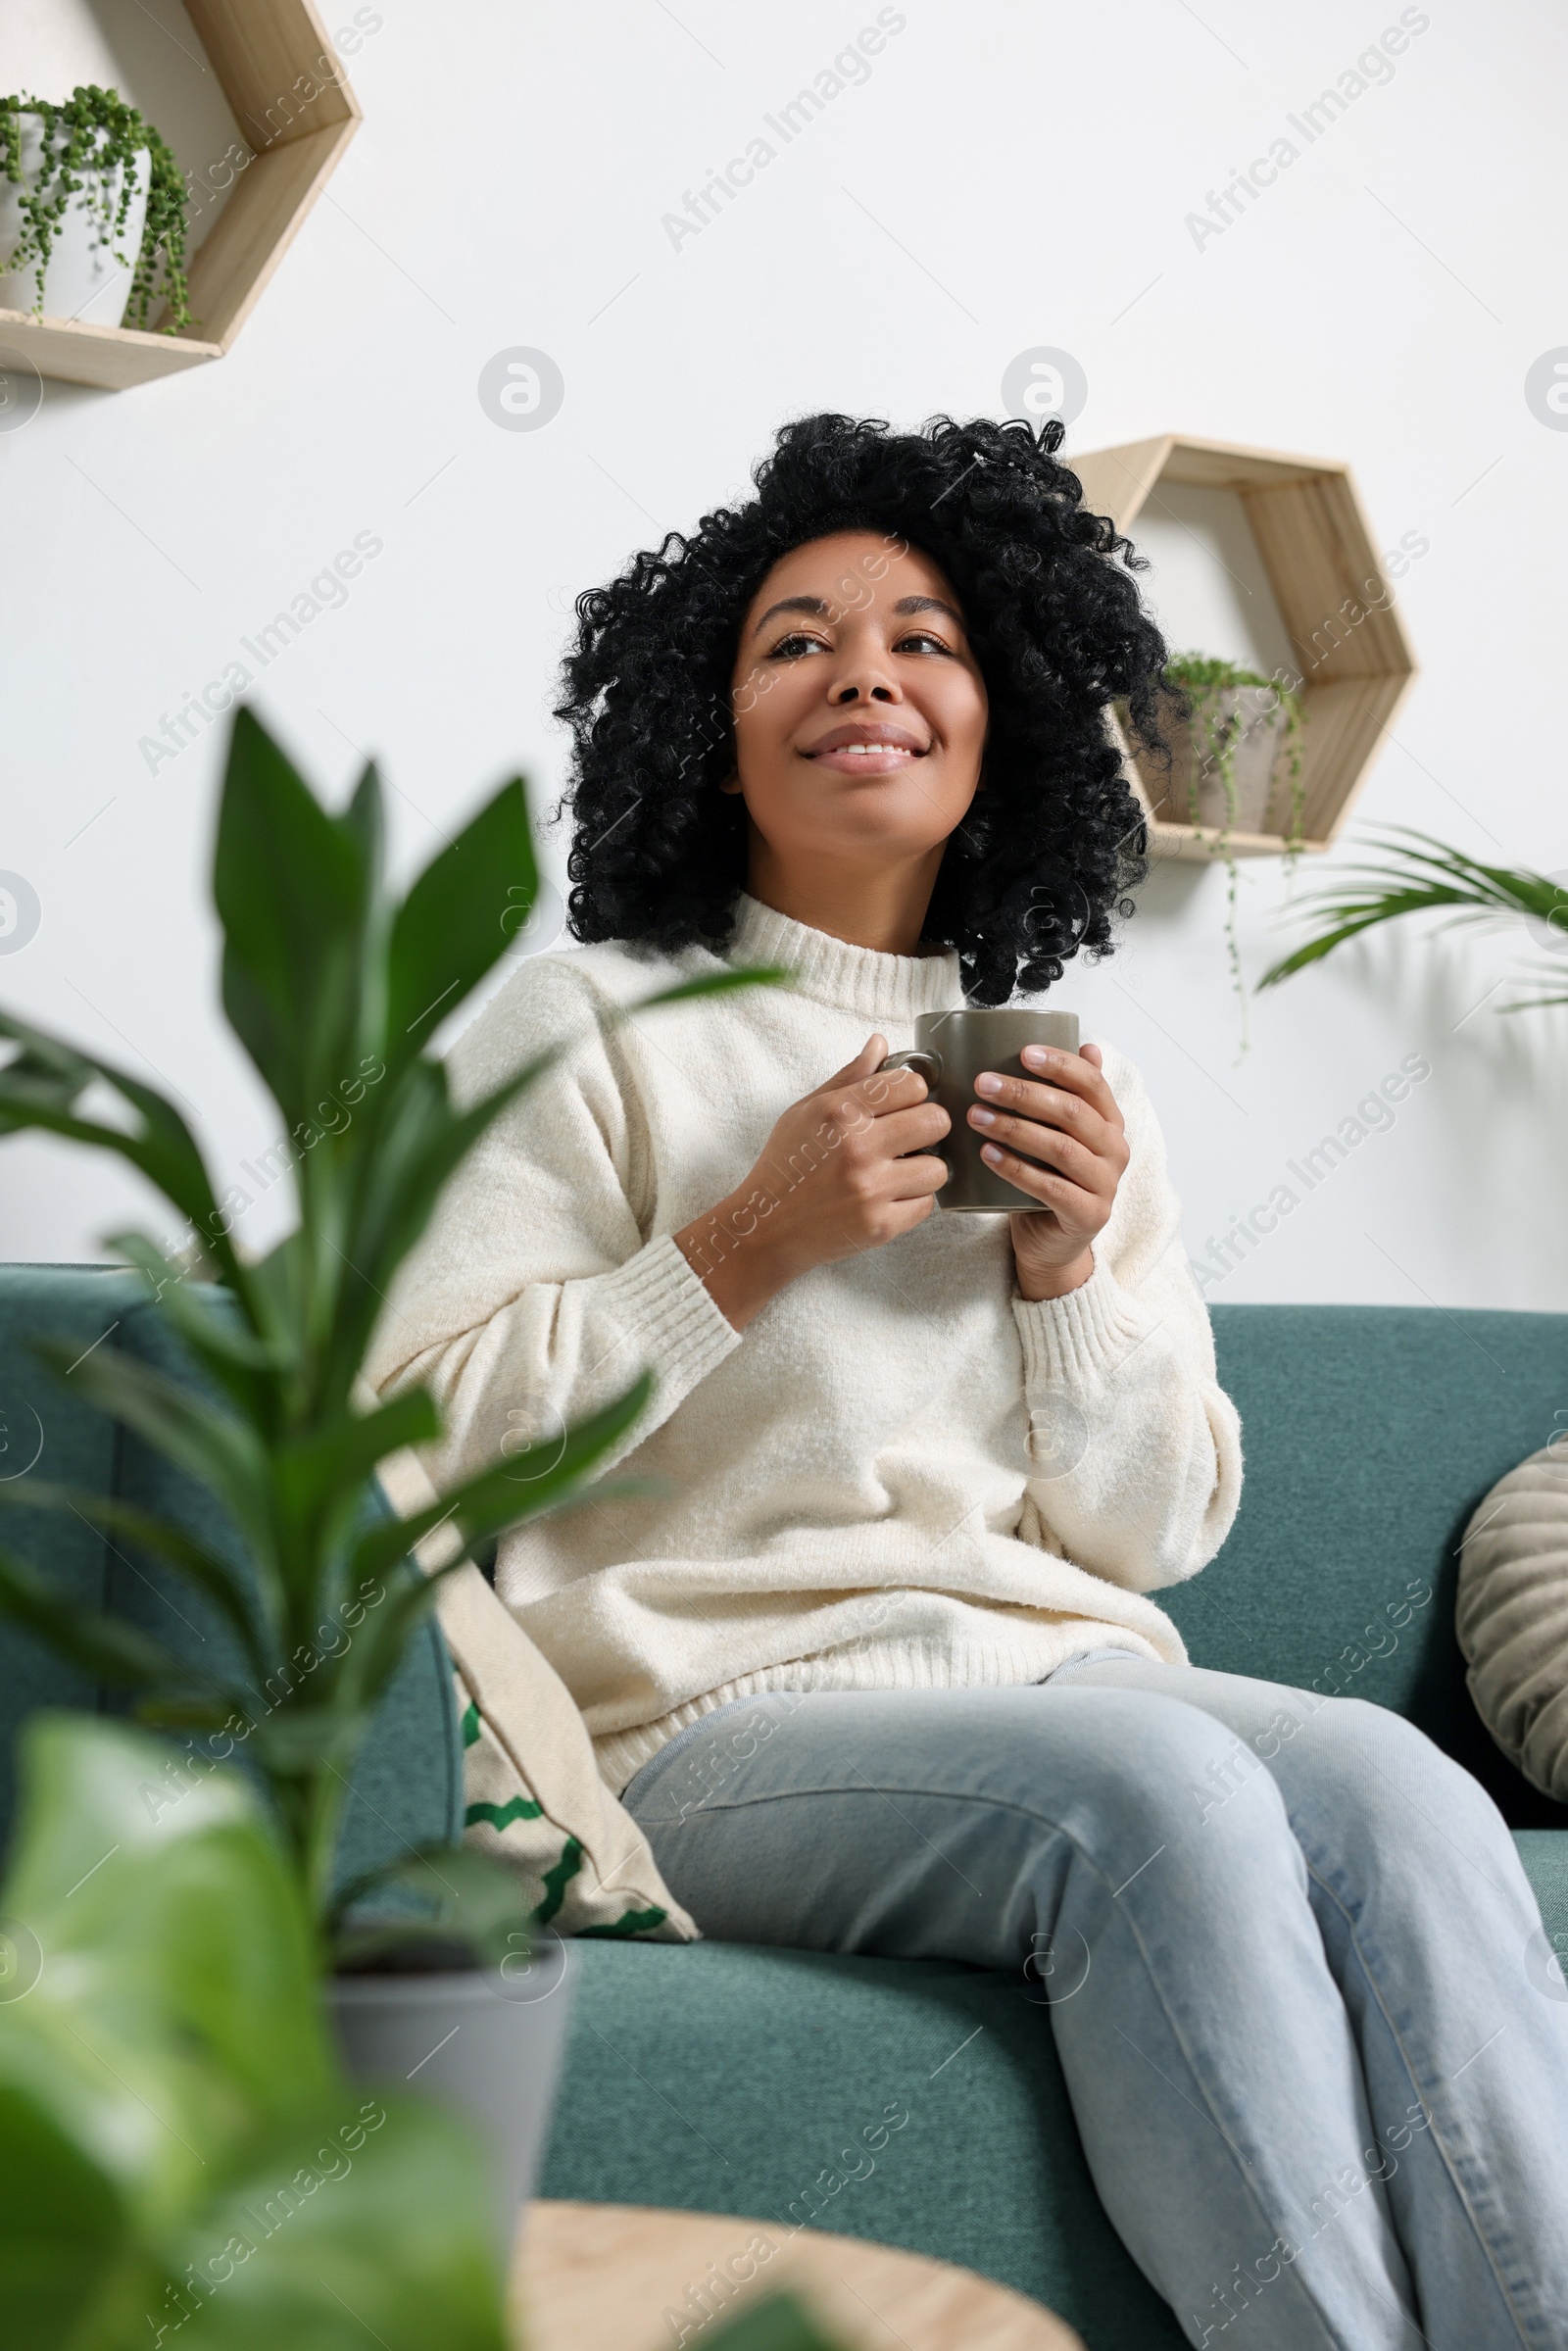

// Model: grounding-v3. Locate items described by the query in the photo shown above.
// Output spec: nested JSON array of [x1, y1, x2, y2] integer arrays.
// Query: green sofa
[[3, 1265, 1564, 2351]]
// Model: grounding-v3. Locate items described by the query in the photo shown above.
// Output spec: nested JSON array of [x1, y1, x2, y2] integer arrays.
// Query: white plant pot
[[328, 1935, 576, 2258], [1163, 685, 1293, 836], [0, 115, 154, 328]]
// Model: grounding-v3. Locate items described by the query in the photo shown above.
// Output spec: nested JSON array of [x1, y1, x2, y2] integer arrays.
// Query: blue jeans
[[621, 1654, 1568, 2349]]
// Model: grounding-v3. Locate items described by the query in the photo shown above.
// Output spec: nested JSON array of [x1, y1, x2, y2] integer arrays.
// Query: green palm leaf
[[1258, 826, 1568, 1002]]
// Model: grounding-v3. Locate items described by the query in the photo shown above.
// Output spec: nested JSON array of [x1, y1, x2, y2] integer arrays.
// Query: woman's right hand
[[673, 1036, 950, 1329]]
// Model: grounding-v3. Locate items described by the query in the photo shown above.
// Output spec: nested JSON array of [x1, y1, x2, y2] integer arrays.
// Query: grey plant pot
[[328, 1934, 576, 2257]]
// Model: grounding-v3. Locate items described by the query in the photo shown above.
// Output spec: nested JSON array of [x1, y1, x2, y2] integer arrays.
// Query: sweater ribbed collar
[[727, 893, 964, 1023]]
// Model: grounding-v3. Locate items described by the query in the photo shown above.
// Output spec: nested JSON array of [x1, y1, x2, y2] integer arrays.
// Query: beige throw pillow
[[374, 1438, 699, 1941], [1456, 1445, 1568, 1803]]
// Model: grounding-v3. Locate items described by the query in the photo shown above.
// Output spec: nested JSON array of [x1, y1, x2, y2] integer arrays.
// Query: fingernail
[[970, 1105, 996, 1128], [1021, 1045, 1054, 1069], [981, 1143, 1003, 1164], [975, 1071, 1003, 1096]]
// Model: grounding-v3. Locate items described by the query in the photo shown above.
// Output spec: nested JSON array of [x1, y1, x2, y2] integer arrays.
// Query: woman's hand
[[674, 1037, 950, 1330], [966, 1042, 1129, 1302]]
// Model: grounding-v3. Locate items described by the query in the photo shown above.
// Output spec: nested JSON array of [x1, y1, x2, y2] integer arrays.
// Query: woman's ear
[[718, 771, 744, 797]]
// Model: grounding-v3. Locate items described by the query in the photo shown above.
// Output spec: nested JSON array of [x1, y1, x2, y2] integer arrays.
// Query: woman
[[371, 415, 1566, 2346]]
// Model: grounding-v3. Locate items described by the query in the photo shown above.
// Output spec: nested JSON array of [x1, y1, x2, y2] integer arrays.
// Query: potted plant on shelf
[[1165, 654, 1307, 1052], [0, 709, 763, 2242], [0, 83, 192, 331], [1157, 654, 1306, 851], [1258, 827, 1568, 1008], [1127, 654, 1307, 1055]]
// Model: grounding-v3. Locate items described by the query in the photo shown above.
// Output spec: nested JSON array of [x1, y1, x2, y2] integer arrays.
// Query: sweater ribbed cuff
[[1012, 1255, 1155, 1389], [594, 1232, 742, 1399]]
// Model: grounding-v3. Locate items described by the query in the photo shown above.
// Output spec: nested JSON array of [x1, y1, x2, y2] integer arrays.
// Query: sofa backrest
[[7, 1271, 1563, 1857], [0, 1264, 462, 1882], [1169, 1302, 1568, 1819]]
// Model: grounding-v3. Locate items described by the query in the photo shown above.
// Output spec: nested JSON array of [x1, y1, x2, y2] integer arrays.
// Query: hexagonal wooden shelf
[[1071, 434, 1418, 862], [0, 0, 359, 391]]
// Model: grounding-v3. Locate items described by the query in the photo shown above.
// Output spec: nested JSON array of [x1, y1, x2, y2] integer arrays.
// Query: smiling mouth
[[818, 742, 920, 759], [802, 726, 930, 771]]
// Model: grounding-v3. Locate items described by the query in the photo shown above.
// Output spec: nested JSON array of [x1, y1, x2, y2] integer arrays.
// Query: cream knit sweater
[[368, 895, 1244, 1793]]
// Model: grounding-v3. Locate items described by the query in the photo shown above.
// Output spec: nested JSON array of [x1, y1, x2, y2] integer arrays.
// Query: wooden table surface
[[513, 2199, 1085, 2351]]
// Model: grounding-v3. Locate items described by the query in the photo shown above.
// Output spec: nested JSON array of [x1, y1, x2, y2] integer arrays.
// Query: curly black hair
[[556, 412, 1172, 1004]]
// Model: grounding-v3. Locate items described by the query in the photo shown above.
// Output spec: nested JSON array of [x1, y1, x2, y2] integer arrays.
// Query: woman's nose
[[833, 670, 901, 706]]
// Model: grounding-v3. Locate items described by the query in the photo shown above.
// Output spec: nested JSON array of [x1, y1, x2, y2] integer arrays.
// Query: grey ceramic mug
[[881, 1007, 1081, 1213]]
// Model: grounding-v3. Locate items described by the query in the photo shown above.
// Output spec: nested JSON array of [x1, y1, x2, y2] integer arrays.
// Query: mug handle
[[879, 1048, 942, 1091]]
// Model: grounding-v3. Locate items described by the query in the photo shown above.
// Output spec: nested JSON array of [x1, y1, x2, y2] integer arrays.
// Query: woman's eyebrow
[[893, 594, 963, 624], [751, 594, 831, 637]]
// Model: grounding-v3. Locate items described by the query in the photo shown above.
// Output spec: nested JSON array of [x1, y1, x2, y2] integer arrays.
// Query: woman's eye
[[895, 630, 953, 656], [767, 632, 830, 659]]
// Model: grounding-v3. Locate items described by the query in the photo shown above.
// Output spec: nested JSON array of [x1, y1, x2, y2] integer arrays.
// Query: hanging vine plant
[[0, 83, 193, 332], [1161, 653, 1308, 1054]]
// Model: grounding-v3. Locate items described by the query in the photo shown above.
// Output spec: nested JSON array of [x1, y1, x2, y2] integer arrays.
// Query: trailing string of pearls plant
[[0, 82, 193, 330]]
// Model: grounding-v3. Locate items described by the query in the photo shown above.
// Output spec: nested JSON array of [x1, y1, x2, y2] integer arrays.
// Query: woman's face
[[724, 531, 989, 869]]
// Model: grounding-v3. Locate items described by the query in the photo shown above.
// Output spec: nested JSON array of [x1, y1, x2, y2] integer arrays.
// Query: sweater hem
[[593, 1620, 1172, 1793]]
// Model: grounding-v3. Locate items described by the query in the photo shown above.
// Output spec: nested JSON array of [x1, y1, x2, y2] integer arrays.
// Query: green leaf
[[274, 1387, 442, 1560], [345, 759, 392, 1055], [244, 1704, 369, 1778], [214, 709, 370, 1130], [0, 2082, 140, 2350], [0, 1714, 508, 2350], [349, 1372, 655, 1598], [0, 1010, 243, 1296], [385, 778, 538, 1069], [32, 1339, 273, 1566], [0, 1479, 269, 1670], [343, 756, 387, 877], [322, 1053, 559, 1402], [0, 1717, 333, 2218], [0, 1541, 214, 1693], [108, 1230, 284, 1425], [135, 1696, 241, 1734], [154, 2089, 506, 2351], [331, 1845, 531, 1970], [1258, 828, 1568, 992]]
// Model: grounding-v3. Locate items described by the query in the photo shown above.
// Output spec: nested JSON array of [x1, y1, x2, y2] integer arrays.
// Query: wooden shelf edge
[[1150, 822, 1331, 863], [0, 309, 223, 387], [1157, 428, 1351, 477], [192, 116, 360, 353]]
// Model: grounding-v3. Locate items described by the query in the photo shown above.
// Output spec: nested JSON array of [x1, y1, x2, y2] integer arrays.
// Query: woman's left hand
[[966, 1042, 1129, 1302]]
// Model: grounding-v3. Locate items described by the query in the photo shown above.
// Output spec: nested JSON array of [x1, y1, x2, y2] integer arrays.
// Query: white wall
[[3, 0, 1565, 1311]]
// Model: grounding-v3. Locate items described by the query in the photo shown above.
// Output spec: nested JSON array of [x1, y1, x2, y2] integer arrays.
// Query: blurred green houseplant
[[0, 1713, 508, 2351], [0, 710, 760, 1959], [0, 1716, 851, 2348], [1259, 827, 1568, 1009]]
